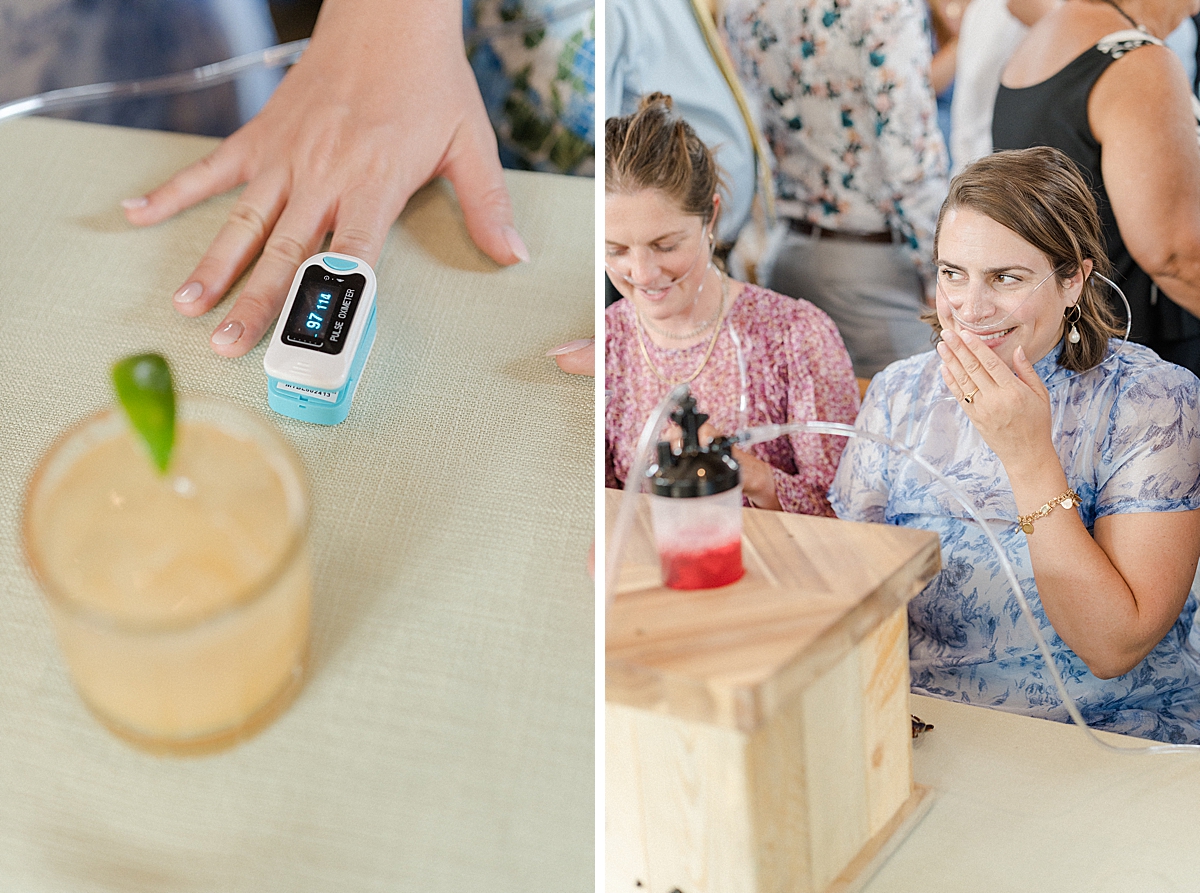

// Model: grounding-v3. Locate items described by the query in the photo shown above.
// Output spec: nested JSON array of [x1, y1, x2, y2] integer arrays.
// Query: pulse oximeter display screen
[[281, 264, 367, 355]]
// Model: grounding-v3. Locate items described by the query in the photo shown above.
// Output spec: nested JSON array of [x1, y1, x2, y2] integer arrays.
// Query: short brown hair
[[605, 93, 723, 227], [926, 147, 1121, 372]]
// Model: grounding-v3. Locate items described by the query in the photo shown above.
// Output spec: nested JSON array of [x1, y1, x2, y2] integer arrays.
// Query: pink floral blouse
[[605, 283, 860, 515]]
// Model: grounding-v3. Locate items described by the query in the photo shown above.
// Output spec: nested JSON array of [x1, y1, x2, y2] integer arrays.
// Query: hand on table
[[936, 327, 1055, 472], [731, 446, 782, 511], [122, 0, 526, 358], [547, 338, 594, 376]]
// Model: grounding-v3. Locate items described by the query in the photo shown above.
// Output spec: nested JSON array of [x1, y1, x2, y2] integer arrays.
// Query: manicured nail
[[505, 226, 530, 263], [121, 196, 148, 210], [173, 282, 203, 305], [546, 337, 593, 356], [211, 320, 244, 346]]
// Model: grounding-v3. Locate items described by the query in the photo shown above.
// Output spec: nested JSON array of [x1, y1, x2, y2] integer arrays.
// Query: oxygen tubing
[[607, 385, 1200, 757]]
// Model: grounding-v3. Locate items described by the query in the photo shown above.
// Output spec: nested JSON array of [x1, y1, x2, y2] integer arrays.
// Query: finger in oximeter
[[263, 252, 378, 426]]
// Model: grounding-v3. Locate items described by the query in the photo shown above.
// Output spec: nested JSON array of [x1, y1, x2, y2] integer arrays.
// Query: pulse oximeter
[[263, 252, 378, 425]]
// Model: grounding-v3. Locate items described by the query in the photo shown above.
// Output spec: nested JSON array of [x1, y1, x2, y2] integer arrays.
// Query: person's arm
[[123, 0, 524, 358], [930, 36, 960, 95], [1006, 0, 1060, 26], [927, 0, 964, 96], [1090, 43, 1200, 318], [937, 327, 1200, 678]]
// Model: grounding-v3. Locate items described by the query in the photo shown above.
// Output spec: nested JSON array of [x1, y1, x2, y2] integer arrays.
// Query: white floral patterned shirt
[[723, 0, 949, 293]]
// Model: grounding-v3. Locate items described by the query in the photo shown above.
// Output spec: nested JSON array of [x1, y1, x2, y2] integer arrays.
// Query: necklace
[[634, 271, 729, 387], [639, 264, 722, 340], [1095, 0, 1141, 29]]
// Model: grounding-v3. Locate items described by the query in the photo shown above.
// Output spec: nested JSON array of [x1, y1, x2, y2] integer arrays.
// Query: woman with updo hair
[[605, 93, 859, 514], [833, 147, 1200, 743]]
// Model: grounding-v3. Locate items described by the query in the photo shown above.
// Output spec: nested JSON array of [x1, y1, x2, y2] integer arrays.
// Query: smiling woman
[[832, 147, 1200, 744], [922, 146, 1123, 372], [604, 93, 860, 516]]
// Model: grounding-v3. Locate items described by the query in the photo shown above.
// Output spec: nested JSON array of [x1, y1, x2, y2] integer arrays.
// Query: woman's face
[[604, 188, 713, 320], [935, 207, 1087, 369]]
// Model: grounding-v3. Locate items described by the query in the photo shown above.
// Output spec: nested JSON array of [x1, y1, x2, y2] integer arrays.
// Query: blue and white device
[[264, 252, 378, 425]]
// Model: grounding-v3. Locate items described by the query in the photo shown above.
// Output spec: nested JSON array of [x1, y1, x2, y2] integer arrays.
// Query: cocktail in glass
[[22, 396, 311, 754]]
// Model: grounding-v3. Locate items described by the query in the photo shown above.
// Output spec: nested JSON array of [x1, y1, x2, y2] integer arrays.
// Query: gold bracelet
[[1018, 488, 1082, 535]]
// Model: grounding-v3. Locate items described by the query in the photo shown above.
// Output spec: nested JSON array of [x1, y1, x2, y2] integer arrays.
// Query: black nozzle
[[646, 395, 740, 498]]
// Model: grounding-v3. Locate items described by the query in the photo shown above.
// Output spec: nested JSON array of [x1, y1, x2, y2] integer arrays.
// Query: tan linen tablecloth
[[0, 117, 594, 892], [860, 695, 1200, 891]]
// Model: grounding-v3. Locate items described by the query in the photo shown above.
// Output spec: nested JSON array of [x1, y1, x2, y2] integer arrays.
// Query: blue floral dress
[[830, 342, 1200, 743]]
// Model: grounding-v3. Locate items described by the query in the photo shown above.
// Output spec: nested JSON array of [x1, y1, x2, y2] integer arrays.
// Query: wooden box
[[605, 490, 941, 893]]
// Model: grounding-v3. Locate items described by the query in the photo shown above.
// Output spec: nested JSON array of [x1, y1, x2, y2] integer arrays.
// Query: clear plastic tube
[[939, 271, 1133, 347], [941, 270, 1054, 334], [605, 233, 714, 295], [0, 40, 310, 124], [727, 323, 750, 434], [0, 1, 594, 125], [734, 420, 1199, 756], [605, 384, 690, 613], [1095, 272, 1134, 347], [606, 387, 1200, 756]]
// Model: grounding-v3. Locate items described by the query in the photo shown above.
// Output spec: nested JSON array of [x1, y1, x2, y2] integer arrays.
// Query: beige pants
[[761, 222, 935, 379]]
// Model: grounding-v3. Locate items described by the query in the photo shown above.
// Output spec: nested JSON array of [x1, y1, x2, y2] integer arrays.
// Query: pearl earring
[[1066, 303, 1082, 344]]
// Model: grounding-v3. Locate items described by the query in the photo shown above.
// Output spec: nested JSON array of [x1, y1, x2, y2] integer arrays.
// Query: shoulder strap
[[1094, 29, 1199, 140], [1096, 28, 1163, 58]]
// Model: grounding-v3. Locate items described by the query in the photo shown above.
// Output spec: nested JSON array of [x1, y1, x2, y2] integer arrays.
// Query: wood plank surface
[[606, 703, 757, 893], [605, 490, 941, 731]]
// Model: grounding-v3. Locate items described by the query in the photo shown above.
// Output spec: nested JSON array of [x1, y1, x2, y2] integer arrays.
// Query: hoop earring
[[1065, 303, 1082, 345]]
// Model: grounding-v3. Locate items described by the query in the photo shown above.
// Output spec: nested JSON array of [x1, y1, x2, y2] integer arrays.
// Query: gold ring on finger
[[962, 388, 979, 404]]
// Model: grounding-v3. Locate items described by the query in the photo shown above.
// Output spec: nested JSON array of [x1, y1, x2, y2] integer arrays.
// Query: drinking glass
[[22, 396, 311, 754]]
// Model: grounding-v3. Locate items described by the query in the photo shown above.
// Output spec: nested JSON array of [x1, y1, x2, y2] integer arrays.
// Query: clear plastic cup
[[22, 396, 311, 755], [648, 485, 746, 590]]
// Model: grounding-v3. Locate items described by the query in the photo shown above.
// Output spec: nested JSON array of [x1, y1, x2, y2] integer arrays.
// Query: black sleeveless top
[[993, 33, 1200, 352]]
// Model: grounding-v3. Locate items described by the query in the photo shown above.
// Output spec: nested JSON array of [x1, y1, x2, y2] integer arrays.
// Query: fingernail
[[505, 226, 530, 263], [173, 282, 203, 305], [121, 196, 148, 210], [546, 337, 593, 356], [960, 330, 976, 343], [211, 320, 244, 346]]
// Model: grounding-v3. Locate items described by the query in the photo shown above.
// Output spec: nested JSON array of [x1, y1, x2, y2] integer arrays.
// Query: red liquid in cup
[[660, 539, 745, 590]]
